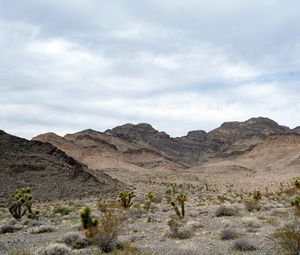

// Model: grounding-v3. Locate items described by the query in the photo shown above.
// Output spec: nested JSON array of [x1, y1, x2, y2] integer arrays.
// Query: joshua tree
[[9, 188, 34, 220], [171, 193, 187, 218], [118, 191, 135, 209], [145, 192, 155, 210]]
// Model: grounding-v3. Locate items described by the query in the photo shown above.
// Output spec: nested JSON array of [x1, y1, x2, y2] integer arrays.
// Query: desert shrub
[[95, 213, 121, 253], [36, 243, 74, 255], [241, 217, 261, 228], [273, 219, 300, 255], [79, 206, 98, 238], [126, 207, 145, 220], [31, 225, 54, 234], [291, 196, 300, 215], [0, 225, 18, 234], [118, 191, 135, 209], [232, 239, 257, 251], [167, 215, 193, 239], [215, 205, 239, 217], [92, 242, 150, 255], [220, 228, 239, 240], [53, 206, 73, 215], [61, 232, 90, 249], [8, 250, 31, 255], [244, 199, 261, 212]]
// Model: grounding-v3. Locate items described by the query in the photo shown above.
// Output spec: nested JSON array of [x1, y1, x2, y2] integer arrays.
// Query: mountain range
[[1, 117, 300, 205]]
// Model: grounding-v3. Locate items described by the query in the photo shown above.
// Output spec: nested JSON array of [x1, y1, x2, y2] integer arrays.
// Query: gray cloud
[[0, 0, 300, 139]]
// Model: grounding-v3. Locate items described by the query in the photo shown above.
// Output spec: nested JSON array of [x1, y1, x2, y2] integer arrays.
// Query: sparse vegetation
[[31, 225, 54, 234], [291, 196, 300, 215], [215, 205, 239, 217], [95, 213, 121, 253], [273, 219, 300, 255], [232, 239, 257, 251], [92, 242, 150, 255], [8, 250, 31, 255], [220, 228, 239, 240], [167, 215, 192, 239], [61, 232, 90, 249], [245, 199, 261, 212], [53, 206, 73, 215], [37, 243, 73, 255]]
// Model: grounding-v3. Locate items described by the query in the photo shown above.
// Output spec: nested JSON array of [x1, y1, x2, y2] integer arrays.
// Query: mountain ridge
[[32, 117, 300, 173]]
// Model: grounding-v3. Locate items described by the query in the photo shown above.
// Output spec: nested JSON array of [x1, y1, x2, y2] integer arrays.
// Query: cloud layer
[[1, 0, 300, 138]]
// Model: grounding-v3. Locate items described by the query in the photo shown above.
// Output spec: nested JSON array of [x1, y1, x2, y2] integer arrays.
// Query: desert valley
[[1, 117, 300, 255]]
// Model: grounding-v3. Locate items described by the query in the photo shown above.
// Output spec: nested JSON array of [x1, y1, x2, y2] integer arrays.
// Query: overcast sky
[[1, 0, 300, 139]]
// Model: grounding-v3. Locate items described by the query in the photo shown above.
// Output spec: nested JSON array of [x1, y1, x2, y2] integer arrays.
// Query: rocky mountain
[[0, 130, 123, 206], [293, 126, 300, 135], [32, 117, 298, 178]]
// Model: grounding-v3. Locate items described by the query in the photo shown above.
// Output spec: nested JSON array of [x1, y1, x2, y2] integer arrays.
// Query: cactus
[[118, 191, 135, 209], [8, 188, 34, 220], [79, 206, 98, 238]]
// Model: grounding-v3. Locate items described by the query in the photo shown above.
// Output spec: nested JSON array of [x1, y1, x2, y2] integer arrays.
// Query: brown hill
[[33, 117, 292, 172], [32, 117, 300, 189], [183, 133, 300, 188], [0, 130, 123, 206]]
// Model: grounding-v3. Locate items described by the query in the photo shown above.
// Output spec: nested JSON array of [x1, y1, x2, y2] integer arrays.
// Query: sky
[[1, 0, 300, 139]]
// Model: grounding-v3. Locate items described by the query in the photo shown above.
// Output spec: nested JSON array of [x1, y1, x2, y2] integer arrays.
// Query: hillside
[[0, 130, 123, 206]]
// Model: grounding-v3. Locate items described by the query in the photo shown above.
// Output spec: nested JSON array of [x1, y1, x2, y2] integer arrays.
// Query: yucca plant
[[171, 193, 187, 217], [9, 188, 35, 220], [118, 191, 135, 209], [79, 206, 98, 238]]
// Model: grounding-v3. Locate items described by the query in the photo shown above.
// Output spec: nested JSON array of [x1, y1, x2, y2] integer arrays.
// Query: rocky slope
[[0, 130, 123, 207], [33, 117, 296, 173]]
